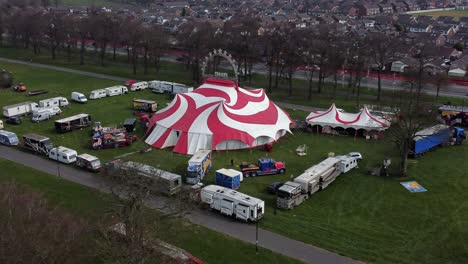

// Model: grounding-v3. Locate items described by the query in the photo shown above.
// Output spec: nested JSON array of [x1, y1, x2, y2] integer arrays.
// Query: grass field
[[0, 158, 301, 264], [1, 60, 468, 264], [412, 10, 468, 20], [59, 0, 134, 7]]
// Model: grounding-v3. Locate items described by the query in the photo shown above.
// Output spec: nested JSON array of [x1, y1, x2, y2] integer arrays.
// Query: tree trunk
[[267, 62, 273, 93], [400, 141, 409, 178], [274, 62, 280, 90], [132, 49, 137, 75], [307, 71, 314, 100], [143, 48, 148, 75], [113, 44, 117, 61], [100, 44, 106, 66], [80, 41, 85, 65], [356, 77, 362, 107], [288, 72, 293, 97], [333, 72, 338, 98], [66, 43, 71, 62], [377, 69, 382, 101]]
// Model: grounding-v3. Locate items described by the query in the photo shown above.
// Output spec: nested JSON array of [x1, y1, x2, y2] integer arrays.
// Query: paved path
[[0, 146, 362, 264]]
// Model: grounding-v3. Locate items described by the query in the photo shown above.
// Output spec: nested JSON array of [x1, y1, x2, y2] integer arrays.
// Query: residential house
[[378, 3, 394, 14], [392, 1, 408, 13], [448, 55, 468, 77]]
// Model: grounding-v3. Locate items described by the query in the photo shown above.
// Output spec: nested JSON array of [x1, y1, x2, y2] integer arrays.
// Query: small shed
[[215, 168, 242, 189], [124, 118, 137, 132]]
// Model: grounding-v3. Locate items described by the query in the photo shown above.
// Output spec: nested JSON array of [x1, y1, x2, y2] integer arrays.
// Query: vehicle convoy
[[132, 99, 158, 113], [0, 130, 19, 146], [55, 113, 92, 133], [76, 153, 101, 172], [92, 125, 137, 150], [3, 101, 38, 117], [105, 85, 128, 97], [199, 184, 265, 222], [240, 157, 285, 177], [105, 160, 182, 196], [186, 150, 212, 184], [32, 106, 61, 122], [410, 125, 465, 157], [48, 146, 78, 164], [71, 92, 87, 103], [38, 97, 69, 108], [22, 133, 54, 156]]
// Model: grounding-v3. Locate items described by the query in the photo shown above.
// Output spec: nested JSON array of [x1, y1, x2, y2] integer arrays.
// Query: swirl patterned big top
[[145, 78, 292, 155]]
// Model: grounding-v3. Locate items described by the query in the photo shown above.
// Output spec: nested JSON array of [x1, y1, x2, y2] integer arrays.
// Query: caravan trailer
[[76, 154, 101, 172], [0, 130, 19, 146], [38, 97, 69, 108], [294, 157, 342, 195], [149, 80, 172, 93], [48, 146, 78, 164], [22, 133, 54, 156], [130, 81, 149, 91], [55, 113, 92, 133], [3, 101, 39, 117], [105, 85, 128, 97], [89, 89, 107, 99], [200, 185, 265, 222]]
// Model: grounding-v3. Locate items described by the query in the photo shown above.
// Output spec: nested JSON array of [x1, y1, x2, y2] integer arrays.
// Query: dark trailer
[[124, 118, 137, 132], [55, 113, 92, 133], [22, 133, 54, 156]]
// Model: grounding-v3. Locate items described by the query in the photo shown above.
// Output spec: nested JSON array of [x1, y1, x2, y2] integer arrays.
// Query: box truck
[[38, 97, 69, 108], [200, 185, 265, 222], [89, 89, 107, 99], [3, 101, 39, 117], [55, 113, 92, 133], [105, 85, 128, 97], [76, 153, 101, 172], [48, 146, 78, 164], [0, 130, 19, 146], [71, 92, 87, 103], [22, 133, 54, 156], [130, 81, 148, 91], [31, 106, 61, 122], [186, 150, 212, 184]]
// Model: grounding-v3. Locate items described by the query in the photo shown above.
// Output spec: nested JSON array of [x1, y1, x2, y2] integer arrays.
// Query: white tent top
[[306, 104, 390, 131], [145, 78, 292, 155]]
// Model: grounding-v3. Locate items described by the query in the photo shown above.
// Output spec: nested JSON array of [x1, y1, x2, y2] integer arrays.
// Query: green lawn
[[1, 58, 468, 264], [412, 10, 468, 20], [58, 0, 135, 7], [0, 158, 302, 264]]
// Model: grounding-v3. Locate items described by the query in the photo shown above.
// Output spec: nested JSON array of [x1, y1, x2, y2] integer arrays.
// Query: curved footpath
[[0, 57, 363, 264], [0, 146, 362, 264]]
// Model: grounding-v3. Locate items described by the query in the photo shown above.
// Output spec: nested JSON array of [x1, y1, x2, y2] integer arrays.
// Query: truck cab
[[452, 127, 465, 145], [240, 158, 285, 177], [276, 181, 308, 209]]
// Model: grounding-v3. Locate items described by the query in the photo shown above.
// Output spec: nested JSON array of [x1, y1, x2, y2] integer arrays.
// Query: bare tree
[[44, 11, 65, 60], [0, 182, 89, 264]]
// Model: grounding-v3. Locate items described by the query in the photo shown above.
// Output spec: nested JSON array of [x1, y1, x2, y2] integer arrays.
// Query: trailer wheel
[[245, 173, 249, 178], [252, 172, 257, 177], [279, 169, 285, 174]]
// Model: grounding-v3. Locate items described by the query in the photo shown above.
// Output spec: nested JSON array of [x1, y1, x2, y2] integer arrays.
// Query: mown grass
[[412, 10, 468, 20], [0, 158, 302, 264], [1, 58, 468, 264]]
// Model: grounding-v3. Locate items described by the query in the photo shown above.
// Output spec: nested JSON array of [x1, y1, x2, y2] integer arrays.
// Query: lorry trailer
[[54, 113, 92, 133], [200, 184, 265, 222], [186, 150, 212, 184], [3, 101, 38, 117], [133, 99, 158, 113], [22, 133, 54, 156], [295, 157, 341, 195], [411, 125, 465, 157]]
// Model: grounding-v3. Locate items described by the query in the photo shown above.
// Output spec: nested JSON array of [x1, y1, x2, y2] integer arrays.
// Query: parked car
[[5, 116, 22, 125], [267, 181, 285, 194]]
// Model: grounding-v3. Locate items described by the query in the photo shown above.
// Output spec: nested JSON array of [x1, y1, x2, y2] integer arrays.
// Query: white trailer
[[38, 97, 69, 108], [105, 85, 128, 97], [89, 89, 107, 99], [172, 83, 193, 94], [294, 157, 341, 194], [130, 81, 149, 91], [200, 184, 265, 222], [3, 101, 39, 117], [48, 146, 78, 164], [336, 155, 359, 173], [148, 80, 172, 93], [76, 153, 101, 171]]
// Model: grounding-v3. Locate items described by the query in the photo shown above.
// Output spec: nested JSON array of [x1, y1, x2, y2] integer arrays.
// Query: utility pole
[[255, 220, 259, 254]]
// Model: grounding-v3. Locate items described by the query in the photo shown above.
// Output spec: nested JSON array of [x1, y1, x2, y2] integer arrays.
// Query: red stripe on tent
[[146, 95, 182, 133], [173, 131, 189, 154], [364, 108, 389, 127], [208, 108, 255, 148], [203, 78, 237, 87], [222, 100, 278, 124], [335, 111, 362, 124], [151, 128, 172, 148], [306, 104, 334, 121]]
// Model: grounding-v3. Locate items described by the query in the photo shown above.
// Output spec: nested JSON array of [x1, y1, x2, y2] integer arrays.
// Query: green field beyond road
[[412, 10, 468, 20], [1, 61, 468, 264]]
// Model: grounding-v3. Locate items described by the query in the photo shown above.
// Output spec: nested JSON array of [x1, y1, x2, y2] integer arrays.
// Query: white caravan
[[48, 146, 78, 164], [38, 97, 69, 108], [76, 153, 101, 171], [172, 83, 193, 94], [31, 106, 61, 122], [148, 80, 172, 93], [130, 81, 149, 91], [105, 85, 128, 96], [2, 101, 39, 117], [336, 154, 361, 173], [71, 92, 87, 103], [89, 89, 107, 99], [200, 184, 265, 222], [294, 157, 342, 195]]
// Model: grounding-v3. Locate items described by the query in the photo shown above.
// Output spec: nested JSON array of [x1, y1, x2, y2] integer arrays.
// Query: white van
[[48, 146, 78, 164], [105, 85, 128, 97], [71, 92, 87, 103], [130, 81, 148, 91], [89, 89, 107, 99], [31, 106, 61, 122], [38, 97, 69, 108]]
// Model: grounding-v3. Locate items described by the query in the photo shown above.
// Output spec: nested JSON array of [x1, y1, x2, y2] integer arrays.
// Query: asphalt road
[[0, 146, 362, 264]]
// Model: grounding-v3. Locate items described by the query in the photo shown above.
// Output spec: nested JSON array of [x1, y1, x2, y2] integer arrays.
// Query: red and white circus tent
[[306, 104, 390, 131], [145, 78, 292, 155]]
